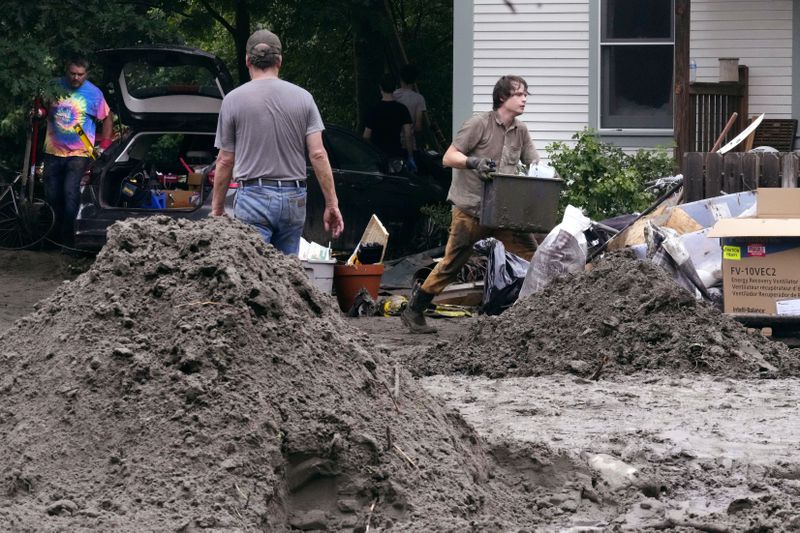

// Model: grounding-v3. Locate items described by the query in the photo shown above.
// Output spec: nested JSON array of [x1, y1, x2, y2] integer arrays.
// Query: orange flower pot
[[333, 263, 384, 313]]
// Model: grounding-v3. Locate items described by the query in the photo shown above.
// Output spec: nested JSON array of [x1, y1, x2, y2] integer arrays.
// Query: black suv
[[76, 46, 448, 253]]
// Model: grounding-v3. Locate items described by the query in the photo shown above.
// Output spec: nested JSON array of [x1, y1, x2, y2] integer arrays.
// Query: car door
[[95, 46, 234, 131], [77, 47, 233, 243], [303, 125, 424, 251]]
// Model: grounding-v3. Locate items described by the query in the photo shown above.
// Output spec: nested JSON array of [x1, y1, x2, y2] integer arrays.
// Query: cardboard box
[[757, 187, 800, 218], [708, 188, 800, 316], [187, 172, 204, 187], [167, 189, 201, 208]]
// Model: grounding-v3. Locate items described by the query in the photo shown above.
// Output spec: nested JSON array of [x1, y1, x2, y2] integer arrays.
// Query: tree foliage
[[0, 0, 452, 171], [158, 0, 453, 133], [0, 0, 174, 169], [547, 129, 677, 220]]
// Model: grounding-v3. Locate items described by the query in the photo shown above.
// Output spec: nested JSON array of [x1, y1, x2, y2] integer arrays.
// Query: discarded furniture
[[744, 118, 798, 152]]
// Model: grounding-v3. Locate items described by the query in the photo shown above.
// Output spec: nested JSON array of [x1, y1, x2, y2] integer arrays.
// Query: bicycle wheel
[[0, 195, 55, 250]]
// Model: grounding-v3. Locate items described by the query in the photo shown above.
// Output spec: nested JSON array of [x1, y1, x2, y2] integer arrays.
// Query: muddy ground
[[2, 231, 800, 532]]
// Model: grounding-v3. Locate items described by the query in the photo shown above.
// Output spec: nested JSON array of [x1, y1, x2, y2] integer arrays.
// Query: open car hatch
[[96, 46, 235, 130]]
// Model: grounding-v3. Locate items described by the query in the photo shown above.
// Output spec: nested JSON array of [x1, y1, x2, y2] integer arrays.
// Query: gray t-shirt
[[215, 78, 324, 180], [392, 88, 426, 150]]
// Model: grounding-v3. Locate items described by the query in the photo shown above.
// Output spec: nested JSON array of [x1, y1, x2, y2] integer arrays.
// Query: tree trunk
[[234, 0, 252, 85], [351, 0, 391, 128]]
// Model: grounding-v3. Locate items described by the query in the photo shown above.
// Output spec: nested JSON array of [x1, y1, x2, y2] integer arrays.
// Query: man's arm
[[442, 144, 470, 169], [443, 144, 495, 177], [307, 131, 344, 238], [97, 113, 114, 149], [211, 149, 235, 217], [414, 109, 425, 133], [403, 123, 414, 159]]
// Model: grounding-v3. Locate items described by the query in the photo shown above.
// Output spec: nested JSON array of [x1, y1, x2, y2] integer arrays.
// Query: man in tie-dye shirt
[[43, 55, 112, 246]]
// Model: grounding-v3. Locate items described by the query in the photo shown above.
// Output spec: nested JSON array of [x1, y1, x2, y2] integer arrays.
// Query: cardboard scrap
[[347, 215, 389, 265]]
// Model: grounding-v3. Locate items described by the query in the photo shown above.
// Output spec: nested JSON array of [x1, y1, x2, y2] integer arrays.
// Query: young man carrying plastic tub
[[401, 75, 539, 334]]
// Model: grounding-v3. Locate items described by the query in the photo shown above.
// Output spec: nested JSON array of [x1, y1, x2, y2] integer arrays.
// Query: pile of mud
[[414, 252, 800, 379], [0, 216, 596, 531]]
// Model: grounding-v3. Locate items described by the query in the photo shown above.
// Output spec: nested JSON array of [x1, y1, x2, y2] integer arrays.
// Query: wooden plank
[[780, 153, 799, 188], [674, 0, 691, 162], [706, 152, 724, 197], [761, 153, 781, 188], [682, 152, 705, 202], [741, 153, 760, 191], [664, 207, 704, 235], [723, 153, 743, 193]]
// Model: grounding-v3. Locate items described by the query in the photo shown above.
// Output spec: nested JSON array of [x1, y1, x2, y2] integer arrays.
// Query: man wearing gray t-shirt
[[212, 29, 344, 255]]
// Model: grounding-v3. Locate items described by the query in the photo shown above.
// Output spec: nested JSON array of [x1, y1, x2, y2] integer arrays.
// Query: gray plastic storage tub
[[301, 259, 336, 294], [479, 173, 564, 232]]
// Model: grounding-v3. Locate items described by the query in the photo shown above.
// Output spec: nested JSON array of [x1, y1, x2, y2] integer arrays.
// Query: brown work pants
[[421, 206, 538, 296]]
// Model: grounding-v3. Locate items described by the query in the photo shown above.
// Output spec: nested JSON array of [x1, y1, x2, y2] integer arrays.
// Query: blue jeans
[[42, 154, 89, 243], [233, 184, 307, 255]]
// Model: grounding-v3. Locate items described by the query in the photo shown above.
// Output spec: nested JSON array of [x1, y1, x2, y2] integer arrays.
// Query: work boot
[[401, 286, 437, 334]]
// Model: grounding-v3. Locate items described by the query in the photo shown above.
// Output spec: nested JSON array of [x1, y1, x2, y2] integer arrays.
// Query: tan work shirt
[[447, 110, 539, 217]]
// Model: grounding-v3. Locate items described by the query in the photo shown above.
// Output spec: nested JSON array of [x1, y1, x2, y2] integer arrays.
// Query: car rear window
[[324, 129, 381, 173], [123, 61, 222, 99]]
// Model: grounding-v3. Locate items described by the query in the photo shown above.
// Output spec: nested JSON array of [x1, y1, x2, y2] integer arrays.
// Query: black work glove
[[466, 156, 497, 181]]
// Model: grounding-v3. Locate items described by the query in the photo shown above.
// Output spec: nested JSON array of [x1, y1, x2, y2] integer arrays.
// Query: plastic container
[[719, 57, 739, 83], [157, 172, 180, 187], [148, 191, 166, 209], [480, 173, 564, 232], [689, 59, 697, 82], [301, 259, 336, 294], [332, 263, 384, 313]]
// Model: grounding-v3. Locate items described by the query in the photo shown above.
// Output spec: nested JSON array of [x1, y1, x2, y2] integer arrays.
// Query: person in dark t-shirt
[[363, 73, 415, 170]]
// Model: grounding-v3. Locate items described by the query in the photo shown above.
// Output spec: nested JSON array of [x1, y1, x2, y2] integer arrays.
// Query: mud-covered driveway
[[2, 246, 800, 531]]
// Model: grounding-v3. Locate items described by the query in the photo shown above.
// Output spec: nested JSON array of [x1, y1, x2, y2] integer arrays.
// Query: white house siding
[[691, 0, 793, 118], [472, 0, 590, 153]]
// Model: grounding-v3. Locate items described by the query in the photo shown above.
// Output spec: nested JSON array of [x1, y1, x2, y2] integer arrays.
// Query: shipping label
[[776, 299, 800, 316], [723, 246, 741, 261]]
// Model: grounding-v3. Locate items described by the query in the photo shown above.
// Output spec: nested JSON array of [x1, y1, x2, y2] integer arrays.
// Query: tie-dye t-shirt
[[44, 78, 110, 157]]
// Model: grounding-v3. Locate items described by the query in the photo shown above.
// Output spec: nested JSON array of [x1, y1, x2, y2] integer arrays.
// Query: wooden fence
[[688, 66, 749, 153], [682, 152, 800, 202]]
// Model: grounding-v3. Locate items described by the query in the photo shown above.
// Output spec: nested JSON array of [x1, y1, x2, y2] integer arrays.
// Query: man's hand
[[466, 156, 496, 180], [95, 138, 112, 155], [324, 204, 344, 239]]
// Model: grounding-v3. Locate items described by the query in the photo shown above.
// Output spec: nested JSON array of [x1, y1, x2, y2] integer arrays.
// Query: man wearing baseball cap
[[212, 29, 344, 254]]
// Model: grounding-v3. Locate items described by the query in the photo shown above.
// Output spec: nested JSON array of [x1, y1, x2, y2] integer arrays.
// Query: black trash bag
[[474, 237, 529, 316]]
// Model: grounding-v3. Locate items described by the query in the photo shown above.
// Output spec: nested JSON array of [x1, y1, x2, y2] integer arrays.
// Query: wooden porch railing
[[688, 66, 749, 153], [682, 151, 799, 202]]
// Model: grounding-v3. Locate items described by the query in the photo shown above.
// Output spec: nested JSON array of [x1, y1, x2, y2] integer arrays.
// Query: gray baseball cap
[[246, 29, 282, 57]]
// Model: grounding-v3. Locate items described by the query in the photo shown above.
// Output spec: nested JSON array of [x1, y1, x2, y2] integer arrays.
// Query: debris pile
[[414, 252, 800, 378], [0, 216, 582, 531]]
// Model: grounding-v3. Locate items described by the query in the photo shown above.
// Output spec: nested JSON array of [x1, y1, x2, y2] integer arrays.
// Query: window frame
[[597, 0, 676, 134]]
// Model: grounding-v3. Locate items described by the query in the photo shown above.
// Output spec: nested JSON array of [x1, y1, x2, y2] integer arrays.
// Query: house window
[[600, 0, 674, 129]]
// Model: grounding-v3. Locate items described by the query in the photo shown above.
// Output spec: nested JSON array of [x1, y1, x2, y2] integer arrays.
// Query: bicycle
[[0, 170, 55, 250]]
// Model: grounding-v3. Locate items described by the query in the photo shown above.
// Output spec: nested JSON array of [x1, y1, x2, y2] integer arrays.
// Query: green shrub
[[546, 129, 677, 220]]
